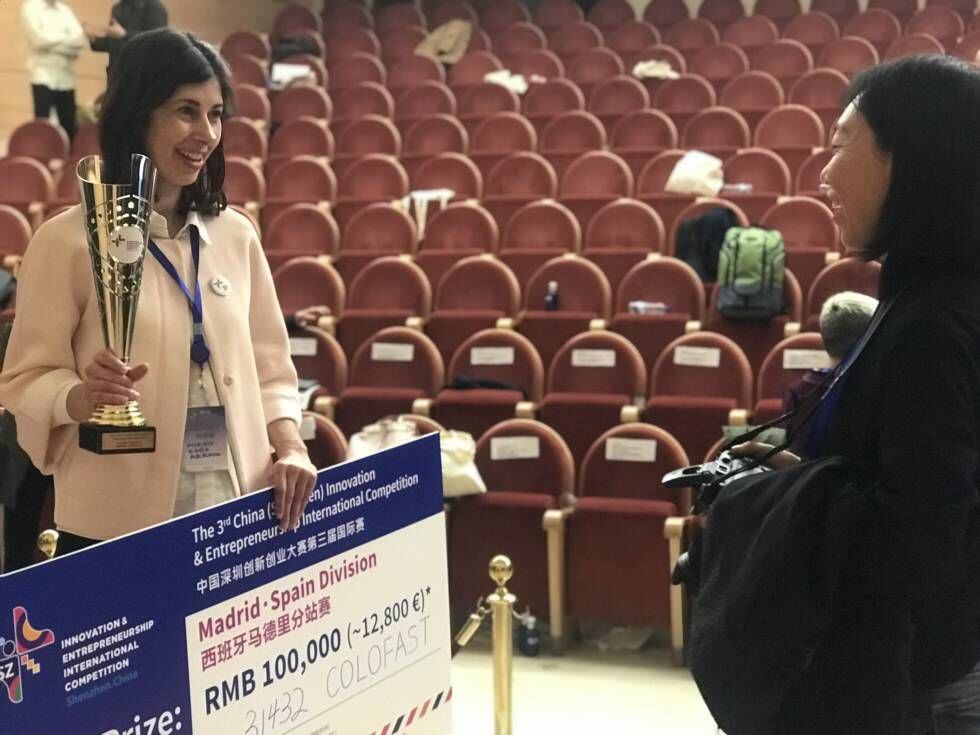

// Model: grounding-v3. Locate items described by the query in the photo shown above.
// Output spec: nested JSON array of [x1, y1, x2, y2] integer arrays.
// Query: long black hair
[[99, 28, 234, 216], [844, 55, 980, 299]]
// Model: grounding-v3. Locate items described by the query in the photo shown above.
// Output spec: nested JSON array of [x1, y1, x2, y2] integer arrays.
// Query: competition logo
[[0, 607, 56, 704]]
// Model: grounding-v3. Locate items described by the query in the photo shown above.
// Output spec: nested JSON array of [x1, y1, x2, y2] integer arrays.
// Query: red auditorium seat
[[413, 151, 484, 202], [605, 20, 662, 62], [610, 109, 678, 179], [221, 117, 267, 163], [566, 47, 625, 102], [516, 255, 611, 371], [303, 412, 349, 470], [644, 0, 691, 30], [664, 18, 723, 66], [449, 419, 574, 639], [668, 197, 751, 255], [587, 75, 649, 135], [458, 82, 521, 137], [811, 0, 860, 28], [380, 26, 429, 65], [610, 256, 706, 372], [755, 0, 804, 31], [331, 81, 396, 136], [328, 52, 386, 92], [499, 199, 581, 289], [523, 78, 586, 135], [884, 32, 946, 59], [507, 49, 567, 81], [335, 257, 432, 364], [870, 0, 918, 25], [583, 198, 665, 294], [804, 257, 881, 330], [558, 150, 634, 232], [262, 155, 335, 231], [706, 268, 805, 374], [388, 54, 448, 96], [588, 0, 637, 30], [0, 205, 33, 262], [333, 326, 444, 436], [480, 0, 532, 33], [906, 6, 965, 51], [228, 85, 269, 132], [698, 0, 746, 29], [416, 201, 499, 289], [274, 4, 322, 39], [783, 12, 842, 58], [482, 151, 558, 232], [761, 196, 840, 299], [228, 54, 268, 88], [400, 114, 468, 180], [842, 9, 903, 57], [818, 35, 880, 76], [653, 73, 717, 132], [324, 27, 380, 64], [681, 106, 751, 160], [722, 16, 780, 62], [428, 0, 478, 27], [788, 68, 849, 135], [222, 29, 271, 61], [9, 120, 69, 169], [753, 332, 829, 424], [425, 255, 521, 367], [263, 203, 340, 272], [376, 4, 426, 35], [323, 3, 372, 32], [394, 81, 455, 136], [691, 43, 751, 97], [272, 256, 346, 319], [469, 111, 538, 181], [754, 104, 826, 180], [645, 331, 753, 462], [752, 38, 814, 95], [333, 202, 417, 285], [635, 149, 696, 238], [433, 330, 544, 438], [539, 330, 647, 469], [953, 30, 980, 61], [565, 423, 691, 631], [540, 110, 608, 182], [722, 147, 793, 221], [492, 21, 548, 61], [267, 117, 333, 181], [448, 51, 504, 94], [279, 53, 328, 87], [929, 0, 976, 22], [223, 156, 265, 217], [795, 148, 833, 204], [270, 85, 331, 126], [719, 70, 785, 132], [466, 28, 493, 55], [291, 28, 327, 58], [333, 153, 408, 233], [535, 0, 586, 38], [550, 20, 605, 65]]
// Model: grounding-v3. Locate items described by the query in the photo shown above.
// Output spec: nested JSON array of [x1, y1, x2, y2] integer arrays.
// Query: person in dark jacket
[[84, 0, 167, 73], [734, 55, 980, 733]]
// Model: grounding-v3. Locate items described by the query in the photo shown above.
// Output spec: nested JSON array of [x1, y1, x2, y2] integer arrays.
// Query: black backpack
[[674, 207, 740, 282]]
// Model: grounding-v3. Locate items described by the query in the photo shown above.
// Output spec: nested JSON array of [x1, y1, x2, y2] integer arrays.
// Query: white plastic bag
[[665, 150, 724, 196], [440, 430, 486, 497], [347, 418, 419, 460]]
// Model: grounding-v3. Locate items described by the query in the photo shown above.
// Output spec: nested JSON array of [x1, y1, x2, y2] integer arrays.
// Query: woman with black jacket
[[735, 55, 980, 734]]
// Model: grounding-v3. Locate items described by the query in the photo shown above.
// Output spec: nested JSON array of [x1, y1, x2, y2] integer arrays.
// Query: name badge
[[182, 407, 229, 473]]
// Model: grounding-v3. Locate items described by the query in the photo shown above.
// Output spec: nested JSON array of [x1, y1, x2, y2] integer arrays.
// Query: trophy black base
[[79, 423, 156, 454]]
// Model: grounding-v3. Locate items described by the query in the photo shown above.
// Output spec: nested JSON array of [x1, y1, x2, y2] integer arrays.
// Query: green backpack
[[716, 227, 786, 319]]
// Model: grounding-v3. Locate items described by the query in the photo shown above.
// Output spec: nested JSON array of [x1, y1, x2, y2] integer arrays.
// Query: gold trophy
[[77, 154, 157, 454]]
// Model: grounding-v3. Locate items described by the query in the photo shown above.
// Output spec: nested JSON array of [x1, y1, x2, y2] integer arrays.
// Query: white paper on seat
[[674, 345, 721, 368], [471, 346, 515, 366], [490, 436, 540, 460], [572, 349, 616, 368], [289, 337, 318, 356], [783, 349, 833, 370], [300, 414, 317, 441], [605, 437, 658, 462], [371, 342, 415, 362], [270, 62, 313, 86]]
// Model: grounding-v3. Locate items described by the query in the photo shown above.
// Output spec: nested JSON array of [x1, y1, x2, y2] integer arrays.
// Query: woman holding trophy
[[0, 29, 317, 555]]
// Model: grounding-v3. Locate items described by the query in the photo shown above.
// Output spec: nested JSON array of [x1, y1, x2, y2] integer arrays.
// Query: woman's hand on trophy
[[67, 349, 149, 423], [269, 450, 317, 532]]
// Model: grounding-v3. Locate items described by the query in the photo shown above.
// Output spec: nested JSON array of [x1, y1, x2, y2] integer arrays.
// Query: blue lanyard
[[147, 224, 211, 367]]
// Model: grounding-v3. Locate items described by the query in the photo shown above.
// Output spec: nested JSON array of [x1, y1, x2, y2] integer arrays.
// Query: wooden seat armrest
[[543, 507, 574, 654], [514, 401, 536, 419], [685, 320, 701, 334], [312, 396, 337, 420], [784, 321, 801, 338], [410, 398, 432, 417], [728, 408, 749, 426], [665, 515, 697, 666], [315, 315, 337, 335], [620, 405, 640, 423]]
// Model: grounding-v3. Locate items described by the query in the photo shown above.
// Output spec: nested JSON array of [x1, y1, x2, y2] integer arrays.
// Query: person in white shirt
[[21, 0, 86, 140]]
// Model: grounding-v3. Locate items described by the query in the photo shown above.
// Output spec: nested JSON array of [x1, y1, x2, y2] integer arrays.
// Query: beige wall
[[0, 0, 320, 148]]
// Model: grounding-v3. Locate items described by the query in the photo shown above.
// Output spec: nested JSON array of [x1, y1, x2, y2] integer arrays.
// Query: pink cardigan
[[0, 206, 301, 539]]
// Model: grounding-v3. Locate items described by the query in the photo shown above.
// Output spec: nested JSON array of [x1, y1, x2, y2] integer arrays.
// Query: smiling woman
[[0, 29, 316, 554]]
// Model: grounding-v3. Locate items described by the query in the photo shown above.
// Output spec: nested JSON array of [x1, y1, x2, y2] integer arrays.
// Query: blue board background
[[0, 433, 443, 734]]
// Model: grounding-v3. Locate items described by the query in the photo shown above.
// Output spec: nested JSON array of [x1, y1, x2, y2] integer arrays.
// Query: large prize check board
[[0, 434, 453, 735]]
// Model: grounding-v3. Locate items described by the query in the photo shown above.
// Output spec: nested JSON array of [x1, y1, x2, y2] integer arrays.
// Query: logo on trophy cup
[[77, 154, 158, 454]]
